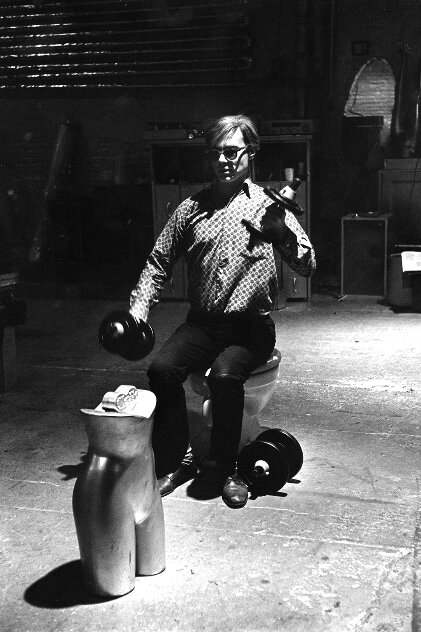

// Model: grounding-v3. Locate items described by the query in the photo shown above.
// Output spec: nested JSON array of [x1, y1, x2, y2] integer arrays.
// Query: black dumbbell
[[99, 310, 155, 361], [264, 179, 304, 216], [237, 428, 303, 493]]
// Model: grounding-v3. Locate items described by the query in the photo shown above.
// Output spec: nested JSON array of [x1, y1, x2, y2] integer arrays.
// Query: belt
[[187, 309, 267, 325]]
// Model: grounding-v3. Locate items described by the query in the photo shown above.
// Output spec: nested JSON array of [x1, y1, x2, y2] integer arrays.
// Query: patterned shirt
[[130, 179, 315, 322]]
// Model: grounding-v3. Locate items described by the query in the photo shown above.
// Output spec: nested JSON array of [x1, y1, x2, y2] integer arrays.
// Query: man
[[129, 114, 315, 508]]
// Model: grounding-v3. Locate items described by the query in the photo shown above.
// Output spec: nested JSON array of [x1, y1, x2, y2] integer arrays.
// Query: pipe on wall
[[294, 0, 309, 118]]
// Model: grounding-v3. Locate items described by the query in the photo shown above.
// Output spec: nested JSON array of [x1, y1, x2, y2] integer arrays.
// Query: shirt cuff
[[129, 303, 149, 323]]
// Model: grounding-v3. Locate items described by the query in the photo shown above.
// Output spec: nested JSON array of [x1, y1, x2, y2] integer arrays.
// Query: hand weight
[[237, 428, 303, 493], [264, 178, 304, 216], [99, 310, 155, 361]]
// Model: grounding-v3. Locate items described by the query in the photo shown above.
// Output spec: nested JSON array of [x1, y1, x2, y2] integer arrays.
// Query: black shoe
[[185, 460, 226, 500], [222, 473, 249, 509], [158, 451, 197, 497]]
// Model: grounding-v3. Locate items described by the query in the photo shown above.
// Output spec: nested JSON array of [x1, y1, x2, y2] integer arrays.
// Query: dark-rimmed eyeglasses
[[206, 146, 249, 161]]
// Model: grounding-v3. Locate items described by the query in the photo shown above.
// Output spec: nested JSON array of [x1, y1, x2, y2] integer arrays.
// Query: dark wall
[[0, 1, 304, 209], [1, 0, 324, 288], [2, 0, 421, 288], [314, 0, 421, 282]]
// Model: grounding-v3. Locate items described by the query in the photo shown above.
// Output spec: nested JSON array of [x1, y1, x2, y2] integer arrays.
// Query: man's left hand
[[259, 204, 289, 245]]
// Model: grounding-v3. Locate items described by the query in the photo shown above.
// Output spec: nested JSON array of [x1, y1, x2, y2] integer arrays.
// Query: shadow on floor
[[57, 453, 88, 481], [24, 560, 114, 608]]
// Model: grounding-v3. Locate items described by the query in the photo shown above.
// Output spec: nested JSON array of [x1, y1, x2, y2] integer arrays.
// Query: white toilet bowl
[[188, 348, 281, 453]]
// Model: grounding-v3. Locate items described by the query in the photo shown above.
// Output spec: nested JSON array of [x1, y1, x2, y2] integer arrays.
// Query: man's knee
[[208, 353, 246, 385], [207, 370, 244, 394], [208, 369, 241, 382]]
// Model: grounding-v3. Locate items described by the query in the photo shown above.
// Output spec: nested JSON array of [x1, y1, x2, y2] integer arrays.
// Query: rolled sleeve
[[129, 206, 185, 322]]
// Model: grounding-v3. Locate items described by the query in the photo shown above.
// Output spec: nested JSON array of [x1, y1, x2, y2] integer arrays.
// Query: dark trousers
[[147, 310, 276, 477]]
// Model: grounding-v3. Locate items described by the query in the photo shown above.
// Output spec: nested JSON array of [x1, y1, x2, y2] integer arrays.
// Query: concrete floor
[[1, 294, 420, 632]]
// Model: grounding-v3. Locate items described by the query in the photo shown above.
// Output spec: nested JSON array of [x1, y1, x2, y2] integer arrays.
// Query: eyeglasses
[[206, 146, 249, 161]]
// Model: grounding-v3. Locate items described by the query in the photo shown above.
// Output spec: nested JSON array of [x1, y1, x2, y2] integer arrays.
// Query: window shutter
[[0, 0, 252, 89]]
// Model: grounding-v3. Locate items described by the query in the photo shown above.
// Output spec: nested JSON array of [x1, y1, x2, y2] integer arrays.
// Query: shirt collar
[[210, 178, 251, 201]]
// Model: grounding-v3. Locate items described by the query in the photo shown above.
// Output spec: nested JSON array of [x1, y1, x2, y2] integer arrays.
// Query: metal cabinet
[[254, 134, 313, 299], [282, 181, 310, 300], [379, 159, 421, 244], [341, 214, 391, 297]]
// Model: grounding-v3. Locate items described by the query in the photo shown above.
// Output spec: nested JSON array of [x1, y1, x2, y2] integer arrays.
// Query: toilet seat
[[249, 348, 281, 375]]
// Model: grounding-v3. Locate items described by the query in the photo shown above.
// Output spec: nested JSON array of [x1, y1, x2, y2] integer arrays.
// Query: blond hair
[[204, 114, 259, 152]]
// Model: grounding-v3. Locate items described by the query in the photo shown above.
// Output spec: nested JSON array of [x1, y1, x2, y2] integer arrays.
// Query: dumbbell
[[237, 428, 303, 494], [264, 178, 304, 216], [99, 310, 155, 361]]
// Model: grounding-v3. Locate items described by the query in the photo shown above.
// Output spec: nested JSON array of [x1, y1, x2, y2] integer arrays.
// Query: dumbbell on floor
[[237, 428, 303, 494], [99, 310, 155, 361]]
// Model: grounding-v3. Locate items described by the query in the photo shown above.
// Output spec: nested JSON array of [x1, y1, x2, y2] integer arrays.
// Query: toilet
[[188, 348, 282, 456]]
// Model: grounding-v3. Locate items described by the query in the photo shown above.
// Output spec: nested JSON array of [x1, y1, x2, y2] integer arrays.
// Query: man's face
[[208, 127, 251, 185]]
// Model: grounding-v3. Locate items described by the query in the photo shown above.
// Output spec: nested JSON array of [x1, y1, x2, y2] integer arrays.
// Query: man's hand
[[259, 204, 289, 245]]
